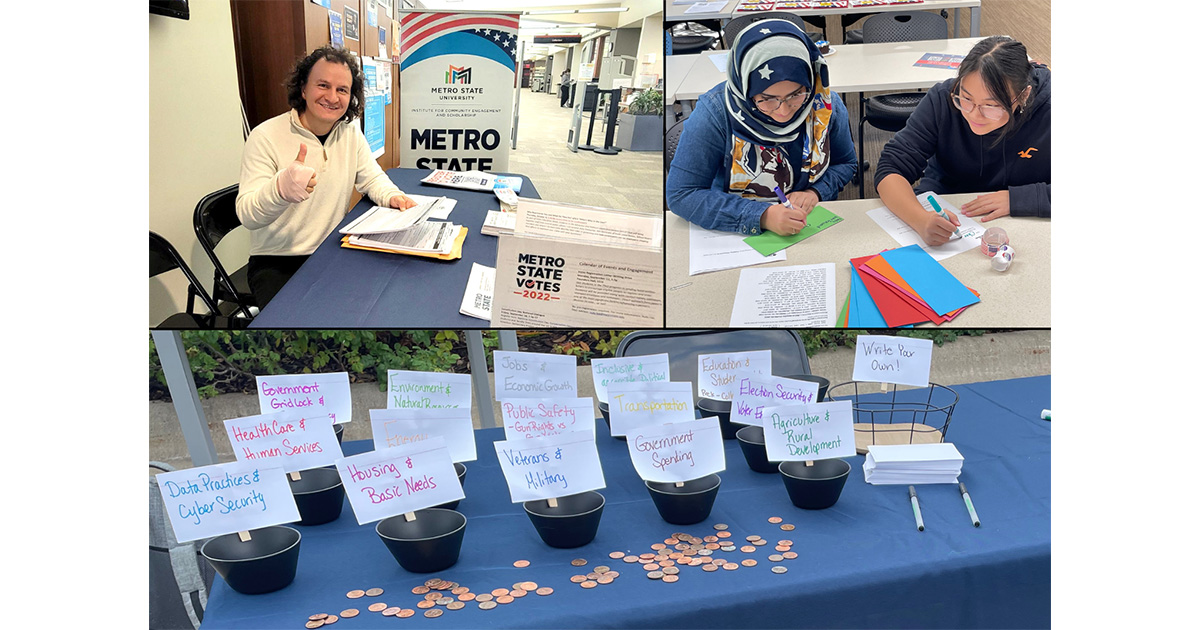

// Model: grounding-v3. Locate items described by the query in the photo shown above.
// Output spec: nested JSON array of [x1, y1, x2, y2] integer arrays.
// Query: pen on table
[[909, 485, 925, 532], [959, 482, 981, 527], [926, 194, 961, 238]]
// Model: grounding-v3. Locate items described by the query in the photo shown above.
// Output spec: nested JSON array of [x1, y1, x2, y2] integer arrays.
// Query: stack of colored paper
[[841, 244, 979, 327], [863, 443, 963, 485]]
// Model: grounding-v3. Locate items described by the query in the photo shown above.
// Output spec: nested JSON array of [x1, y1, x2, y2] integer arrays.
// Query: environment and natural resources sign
[[398, 11, 518, 171]]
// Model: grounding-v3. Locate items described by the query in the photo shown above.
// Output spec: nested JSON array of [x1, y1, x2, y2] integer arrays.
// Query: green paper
[[743, 205, 843, 256]]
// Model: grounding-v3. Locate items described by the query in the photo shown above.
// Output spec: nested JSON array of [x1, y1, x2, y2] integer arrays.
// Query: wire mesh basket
[[825, 382, 959, 455]]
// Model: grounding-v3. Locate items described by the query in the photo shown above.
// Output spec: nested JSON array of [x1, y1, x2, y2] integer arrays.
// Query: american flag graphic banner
[[398, 12, 520, 172]]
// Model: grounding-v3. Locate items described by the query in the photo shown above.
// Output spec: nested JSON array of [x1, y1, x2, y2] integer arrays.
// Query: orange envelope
[[339, 226, 468, 261]]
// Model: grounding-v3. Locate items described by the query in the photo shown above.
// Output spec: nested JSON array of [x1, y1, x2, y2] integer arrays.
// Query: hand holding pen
[[762, 186, 815, 236]]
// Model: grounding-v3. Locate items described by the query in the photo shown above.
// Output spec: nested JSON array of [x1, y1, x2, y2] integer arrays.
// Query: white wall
[[149, 1, 247, 326], [634, 12, 664, 89]]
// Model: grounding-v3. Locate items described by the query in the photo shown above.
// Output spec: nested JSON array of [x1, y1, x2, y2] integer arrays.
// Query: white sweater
[[236, 110, 403, 256]]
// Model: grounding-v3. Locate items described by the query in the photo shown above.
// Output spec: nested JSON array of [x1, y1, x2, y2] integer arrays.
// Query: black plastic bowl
[[200, 526, 301, 595], [778, 374, 831, 402], [646, 474, 721, 525], [735, 425, 779, 474], [334, 423, 345, 444], [598, 402, 626, 441], [376, 508, 467, 573], [288, 467, 344, 526], [523, 491, 605, 548], [779, 459, 851, 510], [695, 398, 737, 439], [434, 463, 468, 510]]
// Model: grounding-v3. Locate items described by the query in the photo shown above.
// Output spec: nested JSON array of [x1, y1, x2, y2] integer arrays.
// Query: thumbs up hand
[[276, 143, 318, 203]]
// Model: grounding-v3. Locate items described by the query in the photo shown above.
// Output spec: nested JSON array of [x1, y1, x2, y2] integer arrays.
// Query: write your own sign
[[256, 372, 352, 424], [761, 400, 856, 462], [851, 335, 933, 387], [493, 432, 605, 503], [155, 461, 300, 543], [368, 407, 478, 463], [626, 417, 725, 483], [335, 436, 464, 525], [386, 369, 472, 410], [697, 350, 771, 401], [223, 411, 342, 472]]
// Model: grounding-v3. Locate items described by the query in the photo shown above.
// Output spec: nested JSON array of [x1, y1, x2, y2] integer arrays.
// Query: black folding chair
[[150, 232, 245, 329], [192, 184, 255, 319]]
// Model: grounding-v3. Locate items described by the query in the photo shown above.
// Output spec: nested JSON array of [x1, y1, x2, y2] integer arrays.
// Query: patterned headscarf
[[724, 19, 834, 183]]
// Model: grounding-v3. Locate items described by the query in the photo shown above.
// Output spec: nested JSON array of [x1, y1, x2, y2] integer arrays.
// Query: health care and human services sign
[[399, 11, 518, 171]]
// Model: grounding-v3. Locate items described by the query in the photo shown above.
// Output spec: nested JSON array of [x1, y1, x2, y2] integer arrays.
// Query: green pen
[[926, 194, 961, 239], [909, 486, 925, 532], [959, 482, 981, 527]]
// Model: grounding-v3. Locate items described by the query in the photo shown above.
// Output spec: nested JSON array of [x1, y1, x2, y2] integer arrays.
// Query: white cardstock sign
[[493, 432, 606, 503], [762, 400, 857, 462], [492, 351, 578, 399], [500, 397, 596, 440], [368, 408, 478, 463], [257, 372, 353, 424], [697, 350, 771, 401], [606, 381, 695, 437], [852, 335, 934, 387], [626, 417, 726, 483], [335, 436, 465, 525], [590, 353, 671, 404], [224, 411, 343, 472], [386, 370, 472, 410], [155, 461, 300, 544], [731, 375, 820, 427]]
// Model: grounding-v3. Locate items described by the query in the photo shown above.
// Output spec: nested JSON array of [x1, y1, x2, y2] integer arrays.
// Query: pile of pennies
[[308, 571, 556, 624]]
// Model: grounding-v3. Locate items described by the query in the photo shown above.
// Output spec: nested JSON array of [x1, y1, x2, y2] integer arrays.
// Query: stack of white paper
[[348, 221, 459, 255], [862, 443, 963, 485], [339, 194, 454, 235], [481, 210, 516, 236]]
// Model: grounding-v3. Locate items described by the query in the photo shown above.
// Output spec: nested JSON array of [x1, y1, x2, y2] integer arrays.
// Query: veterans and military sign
[[399, 12, 518, 172]]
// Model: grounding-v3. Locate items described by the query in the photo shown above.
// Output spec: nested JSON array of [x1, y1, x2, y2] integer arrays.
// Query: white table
[[665, 193, 1050, 327]]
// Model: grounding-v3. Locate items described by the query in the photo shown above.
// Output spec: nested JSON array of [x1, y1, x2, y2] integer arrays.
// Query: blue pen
[[773, 186, 793, 209], [926, 194, 961, 238]]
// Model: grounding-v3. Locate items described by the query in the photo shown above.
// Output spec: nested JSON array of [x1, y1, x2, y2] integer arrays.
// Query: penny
[[778, 539, 794, 546], [520, 581, 538, 591], [340, 609, 359, 618], [781, 524, 796, 531], [746, 535, 761, 542], [571, 558, 588, 566], [323, 615, 339, 625], [597, 574, 614, 584], [305, 622, 324, 629], [651, 543, 666, 551], [416, 601, 435, 609], [309, 614, 328, 621], [451, 586, 468, 595], [775, 545, 790, 552], [425, 592, 441, 601], [647, 571, 663, 580], [475, 593, 494, 602], [742, 559, 758, 567], [447, 601, 465, 610], [772, 566, 788, 574], [712, 558, 727, 566], [425, 609, 443, 618], [769, 554, 785, 562], [424, 579, 441, 587], [570, 575, 587, 583], [457, 593, 476, 602], [513, 560, 531, 568], [644, 563, 660, 571], [511, 588, 527, 597], [368, 603, 388, 613], [704, 535, 719, 543], [713, 523, 729, 530], [581, 581, 597, 589], [722, 562, 739, 571], [382, 607, 401, 616], [346, 590, 365, 599], [594, 565, 611, 574], [365, 587, 384, 597], [662, 566, 680, 575], [740, 545, 756, 553], [662, 575, 679, 583], [624, 556, 639, 563], [768, 516, 783, 523], [489, 588, 507, 597], [497, 595, 514, 604], [702, 564, 719, 572], [752, 539, 767, 546], [609, 551, 626, 559], [397, 609, 415, 618], [605, 571, 620, 578], [412, 586, 430, 595], [479, 601, 497, 610], [436, 597, 454, 606], [655, 554, 669, 562], [536, 586, 555, 596], [716, 531, 732, 539], [783, 551, 799, 559], [587, 572, 601, 580]]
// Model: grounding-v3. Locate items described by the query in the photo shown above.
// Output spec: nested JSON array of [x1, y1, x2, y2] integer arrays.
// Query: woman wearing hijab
[[666, 19, 857, 236]]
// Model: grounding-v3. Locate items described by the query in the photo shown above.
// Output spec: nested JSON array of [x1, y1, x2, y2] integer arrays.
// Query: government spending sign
[[399, 12, 518, 171]]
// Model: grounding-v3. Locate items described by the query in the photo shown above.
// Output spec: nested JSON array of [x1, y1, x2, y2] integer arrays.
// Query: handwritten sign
[[590, 353, 671, 404], [386, 369, 471, 410], [493, 432, 606, 503], [607, 381, 695, 437], [500, 397, 596, 440], [368, 407, 477, 463], [493, 350, 578, 399], [626, 417, 726, 483], [731, 375, 819, 427], [335, 436, 464, 525], [224, 411, 342, 472], [256, 372, 352, 424], [155, 461, 300, 543], [697, 350, 771, 401], [762, 400, 856, 462], [852, 335, 933, 387]]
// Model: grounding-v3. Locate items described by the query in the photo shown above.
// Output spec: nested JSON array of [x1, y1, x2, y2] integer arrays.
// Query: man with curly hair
[[236, 46, 417, 307]]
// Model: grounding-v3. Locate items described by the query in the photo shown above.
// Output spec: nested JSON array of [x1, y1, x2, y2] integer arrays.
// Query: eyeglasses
[[951, 93, 1015, 121], [753, 87, 809, 113]]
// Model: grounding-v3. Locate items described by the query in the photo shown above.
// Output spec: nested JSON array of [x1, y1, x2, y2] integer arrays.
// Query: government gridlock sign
[[399, 12, 518, 171]]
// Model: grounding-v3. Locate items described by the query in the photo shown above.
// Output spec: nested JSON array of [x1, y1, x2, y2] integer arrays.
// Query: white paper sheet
[[459, 263, 494, 321], [368, 407, 478, 463], [705, 51, 729, 71], [155, 462, 300, 543], [697, 350, 771, 402], [499, 397, 596, 441], [688, 2, 730, 14], [590, 353, 671, 405], [866, 193, 985, 261], [493, 351, 578, 399], [761, 400, 857, 462], [493, 432, 606, 503], [335, 436, 464, 524], [625, 417, 726, 483], [386, 369, 472, 410], [852, 335, 933, 387], [256, 372, 352, 424], [729, 263, 836, 327], [607, 381, 696, 437], [688, 222, 785, 275], [225, 411, 343, 472]]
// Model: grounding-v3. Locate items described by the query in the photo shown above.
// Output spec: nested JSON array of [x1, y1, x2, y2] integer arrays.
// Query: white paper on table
[[697, 350, 771, 401], [494, 186, 520, 208], [607, 381, 696, 437], [705, 50, 729, 70], [349, 221, 457, 254], [368, 407, 477, 463], [335, 436, 464, 525], [493, 432, 606, 503], [155, 461, 300, 544], [729, 263, 836, 328], [459, 263, 494, 321], [590, 353, 671, 405], [224, 411, 343, 472], [386, 369, 472, 410], [482, 210, 517, 235], [863, 443, 964, 485], [499, 397, 596, 441], [851, 335, 934, 387], [730, 374, 819, 427], [493, 351, 578, 399], [688, 222, 785, 275], [257, 372, 352, 424], [865, 193, 984, 261], [761, 400, 856, 462], [688, 2, 730, 15], [626, 417, 726, 483]]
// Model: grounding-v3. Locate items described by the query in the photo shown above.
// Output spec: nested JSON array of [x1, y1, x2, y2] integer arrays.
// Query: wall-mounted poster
[[345, 6, 360, 40]]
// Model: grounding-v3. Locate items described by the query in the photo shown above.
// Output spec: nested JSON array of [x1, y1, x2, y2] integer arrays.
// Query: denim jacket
[[666, 83, 858, 234]]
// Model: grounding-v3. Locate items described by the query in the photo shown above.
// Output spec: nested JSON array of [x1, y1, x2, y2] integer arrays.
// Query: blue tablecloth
[[249, 169, 539, 328], [200, 376, 1050, 629]]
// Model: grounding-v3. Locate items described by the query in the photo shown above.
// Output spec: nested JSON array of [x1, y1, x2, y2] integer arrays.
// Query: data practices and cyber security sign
[[500, 397, 596, 440], [851, 335, 934, 387], [590, 353, 671, 405], [761, 400, 856, 462], [335, 436, 464, 525], [492, 350, 578, 399], [493, 432, 606, 503], [256, 372, 352, 424], [224, 411, 343, 472], [386, 369, 472, 410], [368, 407, 478, 463], [626, 417, 726, 483], [155, 461, 300, 543], [398, 11, 519, 171]]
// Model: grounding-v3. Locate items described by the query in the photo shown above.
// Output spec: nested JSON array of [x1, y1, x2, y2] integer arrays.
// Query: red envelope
[[850, 254, 928, 327]]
